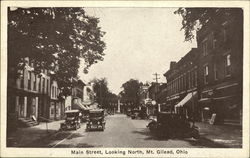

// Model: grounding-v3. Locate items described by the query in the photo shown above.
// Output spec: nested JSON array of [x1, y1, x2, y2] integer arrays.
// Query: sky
[[80, 8, 196, 94]]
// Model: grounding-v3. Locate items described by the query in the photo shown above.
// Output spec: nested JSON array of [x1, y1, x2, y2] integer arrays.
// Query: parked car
[[60, 110, 81, 130], [126, 109, 132, 117], [86, 109, 106, 131], [147, 112, 199, 139], [131, 109, 140, 119]]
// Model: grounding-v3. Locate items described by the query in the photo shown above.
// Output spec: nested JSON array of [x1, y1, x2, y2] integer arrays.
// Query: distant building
[[83, 83, 96, 107], [65, 79, 86, 111]]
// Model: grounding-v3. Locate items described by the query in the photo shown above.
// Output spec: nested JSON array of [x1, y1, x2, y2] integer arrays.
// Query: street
[[25, 114, 234, 148]]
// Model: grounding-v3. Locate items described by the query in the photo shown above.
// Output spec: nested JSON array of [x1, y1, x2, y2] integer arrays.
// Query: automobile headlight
[[90, 122, 92, 125], [97, 121, 100, 125]]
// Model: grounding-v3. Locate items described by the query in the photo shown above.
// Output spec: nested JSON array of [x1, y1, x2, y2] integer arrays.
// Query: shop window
[[224, 54, 231, 77], [204, 65, 209, 85]]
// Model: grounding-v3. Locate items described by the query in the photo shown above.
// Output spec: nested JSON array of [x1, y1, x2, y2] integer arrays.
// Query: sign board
[[209, 113, 217, 125]]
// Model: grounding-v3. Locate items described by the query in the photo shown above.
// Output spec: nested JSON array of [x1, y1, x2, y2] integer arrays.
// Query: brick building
[[163, 48, 199, 118], [197, 9, 243, 124]]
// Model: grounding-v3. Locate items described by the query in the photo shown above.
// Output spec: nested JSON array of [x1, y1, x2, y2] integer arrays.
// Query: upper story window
[[203, 65, 209, 85], [214, 63, 218, 80], [223, 27, 230, 42], [224, 54, 231, 77], [33, 74, 37, 91], [28, 71, 31, 90], [212, 32, 218, 49], [43, 78, 46, 93], [202, 39, 208, 56]]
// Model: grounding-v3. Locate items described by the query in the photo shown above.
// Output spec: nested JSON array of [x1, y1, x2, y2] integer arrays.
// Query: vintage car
[[126, 109, 132, 117], [147, 112, 199, 139], [81, 109, 90, 122], [60, 110, 81, 130], [131, 109, 140, 119], [86, 109, 106, 131]]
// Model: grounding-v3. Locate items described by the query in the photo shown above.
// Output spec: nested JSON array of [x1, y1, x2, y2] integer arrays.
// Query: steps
[[18, 118, 39, 127]]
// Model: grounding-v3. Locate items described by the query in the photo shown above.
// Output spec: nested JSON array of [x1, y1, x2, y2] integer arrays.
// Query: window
[[33, 74, 36, 91], [214, 63, 218, 80], [28, 71, 31, 90], [183, 74, 186, 90], [213, 39, 217, 49], [190, 71, 193, 88], [188, 71, 191, 89], [194, 70, 197, 86], [204, 65, 209, 84], [223, 27, 229, 42], [20, 70, 24, 88], [202, 40, 208, 56], [38, 76, 43, 92], [52, 86, 54, 98], [47, 79, 49, 95], [43, 78, 45, 93], [193, 70, 196, 87], [225, 54, 231, 76], [212, 32, 218, 49]]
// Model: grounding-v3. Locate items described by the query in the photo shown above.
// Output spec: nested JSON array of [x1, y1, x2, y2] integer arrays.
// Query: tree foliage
[[8, 7, 106, 96], [120, 79, 143, 108], [174, 8, 243, 42], [91, 78, 117, 108]]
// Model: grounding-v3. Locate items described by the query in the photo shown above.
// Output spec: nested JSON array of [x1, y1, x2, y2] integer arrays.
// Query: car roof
[[65, 110, 79, 113], [89, 109, 104, 113]]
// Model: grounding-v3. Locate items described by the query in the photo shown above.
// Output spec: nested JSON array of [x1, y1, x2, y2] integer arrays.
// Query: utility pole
[[153, 73, 161, 114], [153, 73, 160, 83]]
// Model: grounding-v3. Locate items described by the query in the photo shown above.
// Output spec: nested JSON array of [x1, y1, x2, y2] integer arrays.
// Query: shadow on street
[[132, 128, 228, 148]]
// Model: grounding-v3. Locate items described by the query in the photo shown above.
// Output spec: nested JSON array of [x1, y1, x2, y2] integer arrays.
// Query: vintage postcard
[[1, 0, 249, 157]]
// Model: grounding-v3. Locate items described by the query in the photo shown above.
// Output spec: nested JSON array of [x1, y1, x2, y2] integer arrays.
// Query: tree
[[8, 7, 106, 96], [91, 78, 117, 109], [120, 79, 142, 109], [174, 8, 243, 42]]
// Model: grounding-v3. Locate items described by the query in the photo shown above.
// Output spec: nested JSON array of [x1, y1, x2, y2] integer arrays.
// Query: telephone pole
[[153, 73, 160, 83], [153, 73, 161, 113]]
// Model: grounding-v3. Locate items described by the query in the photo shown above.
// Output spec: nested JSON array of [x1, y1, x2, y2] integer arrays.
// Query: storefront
[[199, 82, 242, 125], [174, 91, 198, 120]]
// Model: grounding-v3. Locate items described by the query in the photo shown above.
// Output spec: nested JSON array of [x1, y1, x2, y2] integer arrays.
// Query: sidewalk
[[7, 120, 64, 147], [195, 122, 242, 148]]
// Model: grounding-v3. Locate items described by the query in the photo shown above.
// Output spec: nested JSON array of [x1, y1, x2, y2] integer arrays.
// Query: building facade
[[49, 80, 65, 120], [7, 58, 51, 125], [65, 79, 86, 111], [163, 48, 199, 119], [197, 9, 243, 124]]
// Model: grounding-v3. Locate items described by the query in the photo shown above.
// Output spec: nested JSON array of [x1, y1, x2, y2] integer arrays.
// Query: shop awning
[[175, 91, 197, 108], [198, 98, 212, 103], [167, 95, 180, 101]]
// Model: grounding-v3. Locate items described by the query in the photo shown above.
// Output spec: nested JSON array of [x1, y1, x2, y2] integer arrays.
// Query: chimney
[[170, 61, 177, 70]]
